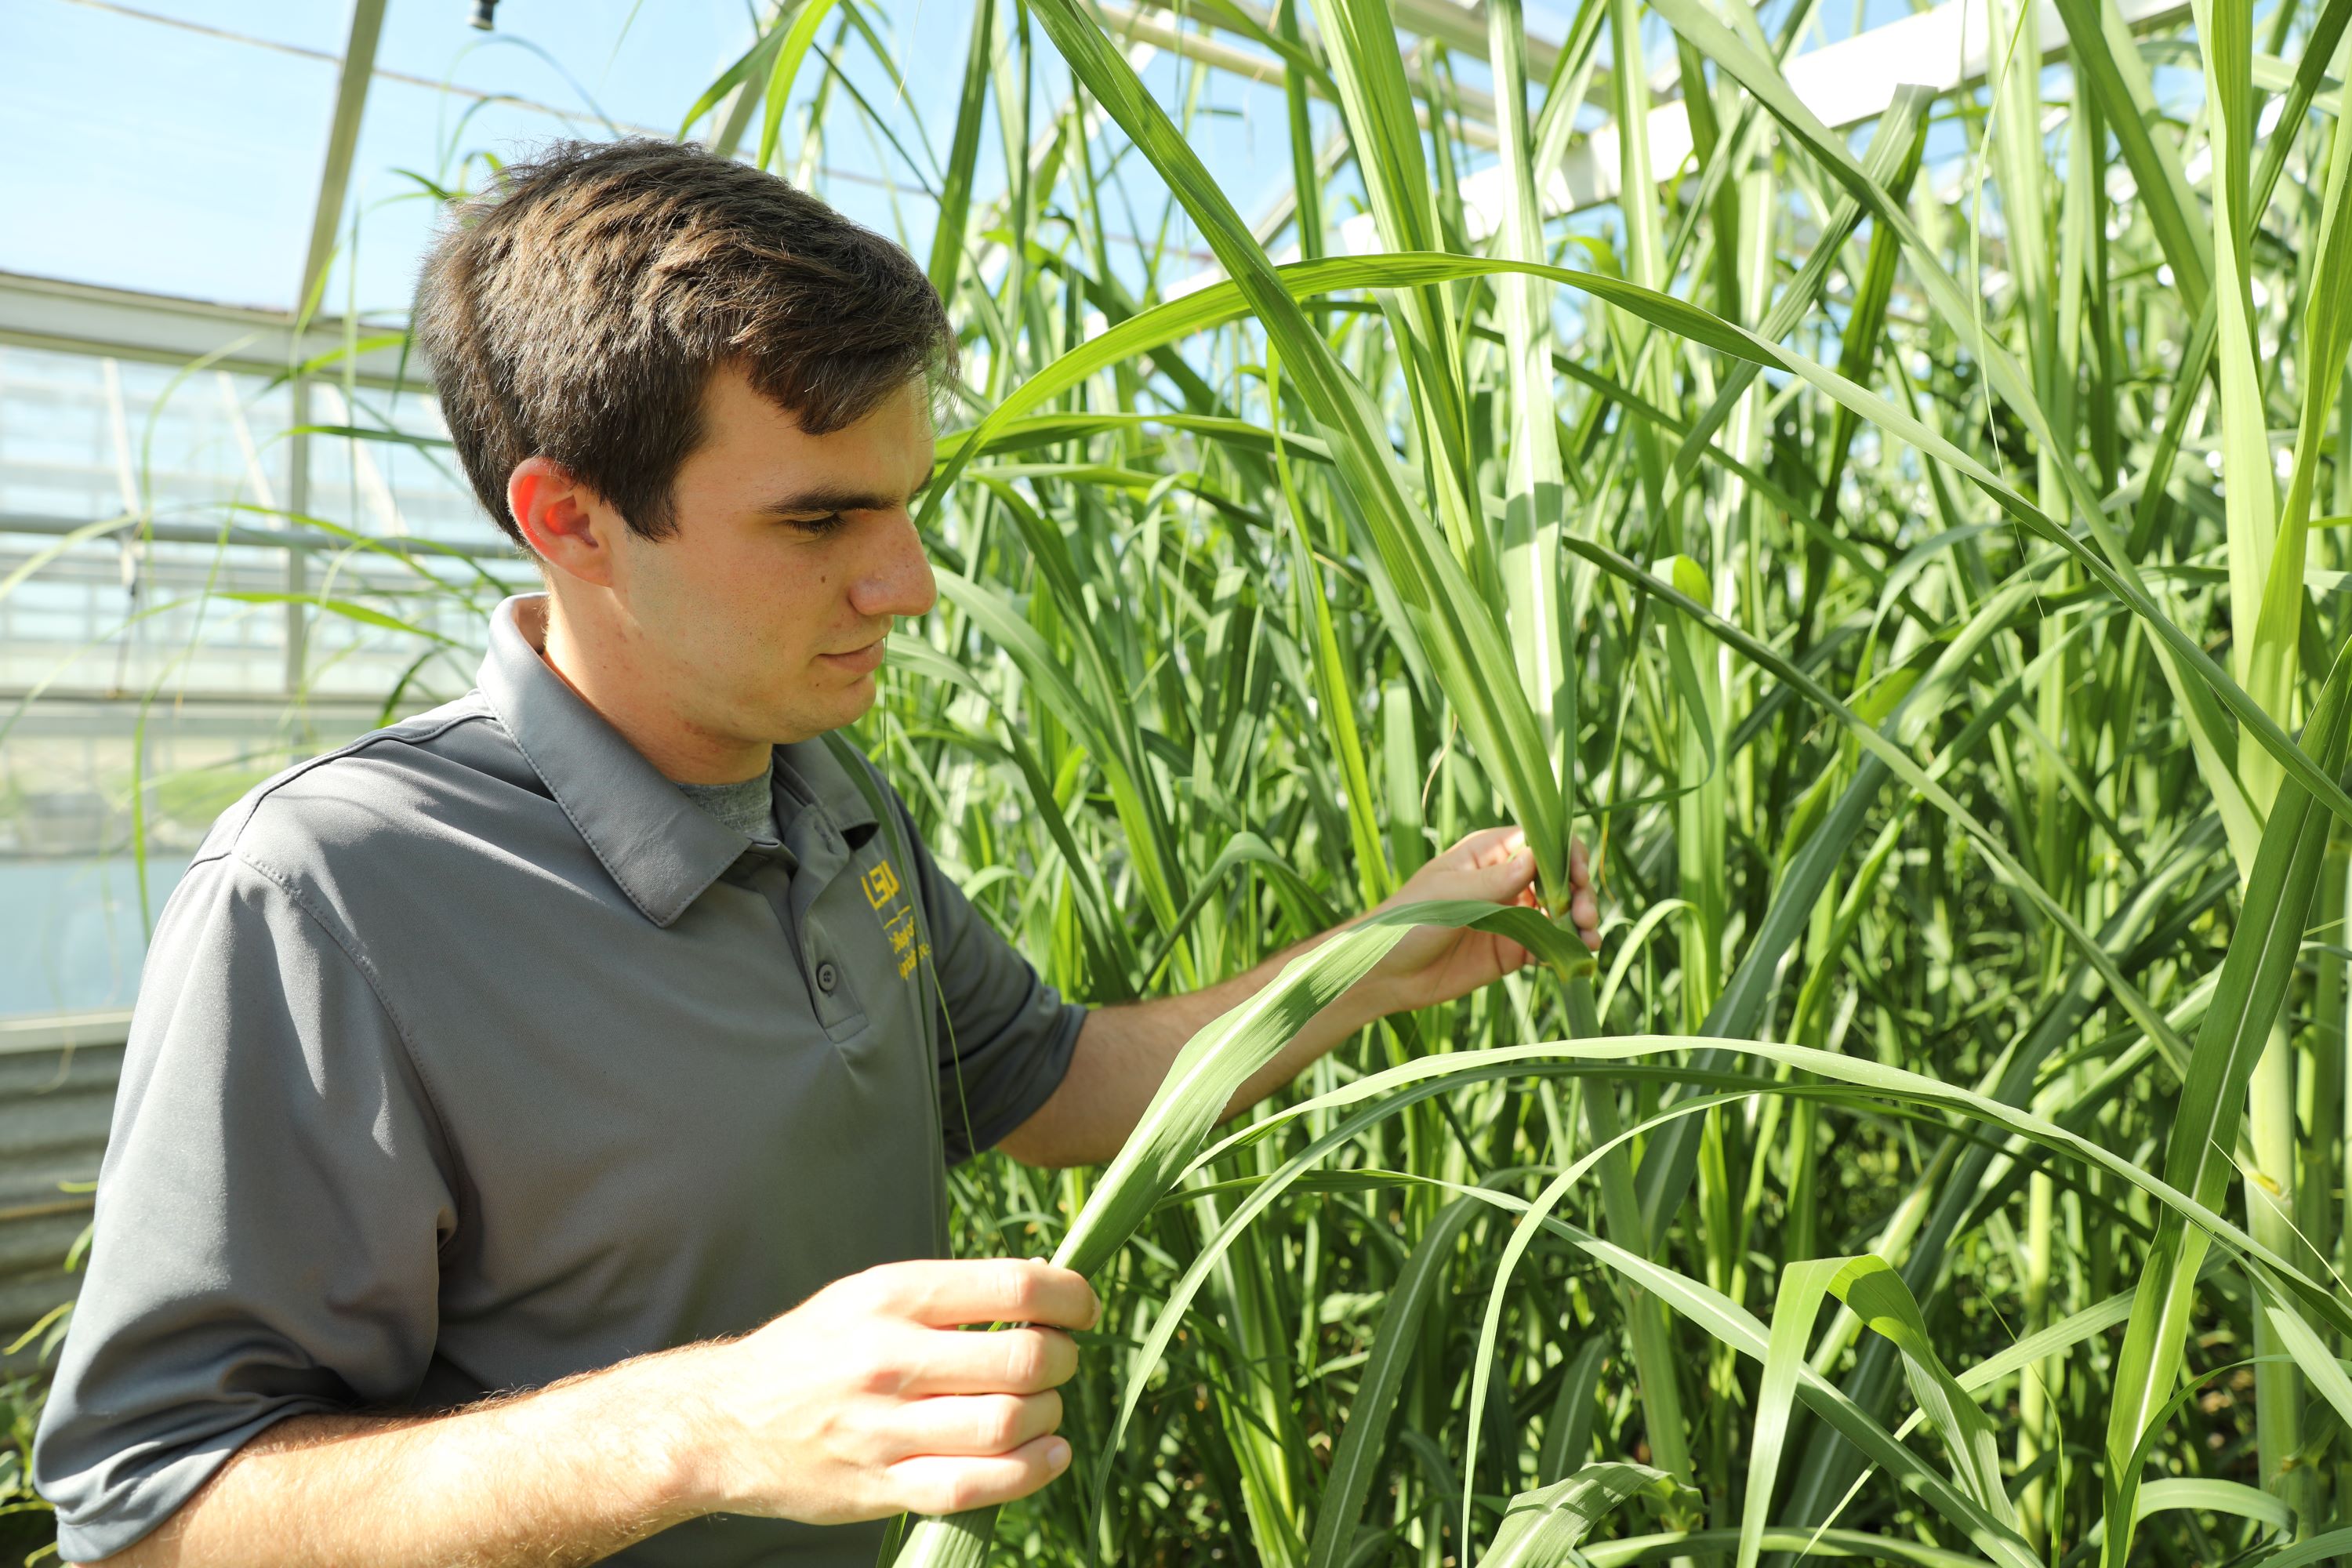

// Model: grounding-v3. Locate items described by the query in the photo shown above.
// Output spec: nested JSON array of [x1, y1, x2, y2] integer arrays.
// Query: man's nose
[[850, 511, 938, 621]]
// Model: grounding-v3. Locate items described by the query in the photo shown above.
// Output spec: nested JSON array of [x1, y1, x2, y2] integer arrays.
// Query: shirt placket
[[737, 803, 866, 1041]]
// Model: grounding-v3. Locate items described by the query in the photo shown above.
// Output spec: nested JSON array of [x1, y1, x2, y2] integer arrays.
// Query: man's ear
[[508, 456, 620, 586]]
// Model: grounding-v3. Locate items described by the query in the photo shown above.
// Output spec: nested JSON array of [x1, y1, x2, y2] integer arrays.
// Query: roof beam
[[298, 0, 389, 314], [0, 510, 520, 561], [1125, 0, 1572, 90], [1165, 0, 2191, 296], [1091, 0, 1500, 145], [1386, 0, 1549, 75], [0, 270, 426, 388]]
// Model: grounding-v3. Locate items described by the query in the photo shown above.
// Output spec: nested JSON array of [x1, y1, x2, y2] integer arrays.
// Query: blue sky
[[2, 0, 877, 312], [0, 0, 1341, 319]]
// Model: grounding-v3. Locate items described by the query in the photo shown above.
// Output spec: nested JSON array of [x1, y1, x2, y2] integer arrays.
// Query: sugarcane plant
[[56, 0, 2352, 1560], [679, 0, 2352, 1559]]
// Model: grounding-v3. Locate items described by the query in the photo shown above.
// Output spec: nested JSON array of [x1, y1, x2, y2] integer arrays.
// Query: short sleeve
[[889, 800, 1085, 1163], [33, 853, 457, 1565]]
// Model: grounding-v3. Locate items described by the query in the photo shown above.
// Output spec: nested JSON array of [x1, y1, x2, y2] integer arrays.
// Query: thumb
[[1474, 844, 1539, 901]]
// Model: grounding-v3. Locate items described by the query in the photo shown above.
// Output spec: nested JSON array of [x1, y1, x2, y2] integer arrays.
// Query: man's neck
[[523, 594, 774, 785]]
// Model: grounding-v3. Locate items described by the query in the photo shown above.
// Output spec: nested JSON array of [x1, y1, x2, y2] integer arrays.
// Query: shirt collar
[[776, 735, 882, 845], [476, 594, 762, 928]]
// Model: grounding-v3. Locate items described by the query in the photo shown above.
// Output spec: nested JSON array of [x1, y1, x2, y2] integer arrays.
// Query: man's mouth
[[818, 637, 887, 674]]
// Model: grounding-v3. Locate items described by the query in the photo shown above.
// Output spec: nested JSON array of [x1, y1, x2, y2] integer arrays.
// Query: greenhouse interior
[[2, 0, 2350, 1562]]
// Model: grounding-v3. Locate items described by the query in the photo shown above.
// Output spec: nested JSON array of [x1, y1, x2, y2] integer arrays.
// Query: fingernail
[[1047, 1439, 1071, 1468]]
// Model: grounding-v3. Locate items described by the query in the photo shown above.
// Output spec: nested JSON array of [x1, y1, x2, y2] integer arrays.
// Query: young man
[[34, 140, 1600, 1567]]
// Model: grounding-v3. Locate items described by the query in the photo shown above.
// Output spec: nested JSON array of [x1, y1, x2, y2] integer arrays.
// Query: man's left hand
[[1358, 829, 1601, 1014], [1006, 826, 1606, 1167]]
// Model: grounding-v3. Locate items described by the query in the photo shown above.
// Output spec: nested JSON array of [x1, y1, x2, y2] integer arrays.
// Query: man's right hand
[[678, 1257, 1098, 1524], [72, 1257, 1096, 1567]]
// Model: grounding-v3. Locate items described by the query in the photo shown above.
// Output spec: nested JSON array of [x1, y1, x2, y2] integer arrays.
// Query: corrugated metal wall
[[0, 1012, 124, 1367]]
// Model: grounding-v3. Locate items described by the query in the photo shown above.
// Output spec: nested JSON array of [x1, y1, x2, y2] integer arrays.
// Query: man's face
[[600, 365, 939, 749]]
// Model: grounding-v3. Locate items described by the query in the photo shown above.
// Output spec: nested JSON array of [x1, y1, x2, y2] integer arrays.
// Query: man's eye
[[788, 513, 845, 534]]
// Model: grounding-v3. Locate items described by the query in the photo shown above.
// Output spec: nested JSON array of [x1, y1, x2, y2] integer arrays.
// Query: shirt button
[[816, 960, 840, 993]]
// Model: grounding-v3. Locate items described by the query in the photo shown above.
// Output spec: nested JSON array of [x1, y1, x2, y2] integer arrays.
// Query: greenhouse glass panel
[[0, 4, 336, 309]]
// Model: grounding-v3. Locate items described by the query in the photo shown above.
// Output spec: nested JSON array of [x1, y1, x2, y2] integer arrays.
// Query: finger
[[1569, 838, 1590, 886], [891, 1390, 1065, 1458], [1480, 826, 1530, 868], [881, 1258, 1100, 1330], [906, 1324, 1080, 1395], [1479, 844, 1538, 898], [1446, 825, 1523, 868], [1570, 888, 1600, 949], [888, 1434, 1073, 1515]]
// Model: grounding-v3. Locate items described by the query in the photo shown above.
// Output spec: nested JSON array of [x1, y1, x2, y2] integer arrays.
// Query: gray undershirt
[[673, 771, 780, 844]]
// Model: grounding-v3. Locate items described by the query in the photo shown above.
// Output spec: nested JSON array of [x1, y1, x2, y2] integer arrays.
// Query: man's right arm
[[84, 1258, 1092, 1568]]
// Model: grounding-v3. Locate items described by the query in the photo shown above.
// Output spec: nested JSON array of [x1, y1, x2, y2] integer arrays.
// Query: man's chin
[[771, 676, 880, 743], [836, 675, 882, 728]]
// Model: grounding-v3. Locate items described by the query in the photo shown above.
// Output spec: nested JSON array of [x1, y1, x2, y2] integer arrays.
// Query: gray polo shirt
[[34, 595, 1085, 1566]]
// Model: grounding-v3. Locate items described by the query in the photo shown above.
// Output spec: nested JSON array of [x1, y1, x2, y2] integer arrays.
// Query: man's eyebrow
[[757, 484, 912, 517]]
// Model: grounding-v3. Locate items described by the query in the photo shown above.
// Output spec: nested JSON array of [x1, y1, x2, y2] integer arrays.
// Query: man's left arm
[[996, 829, 1600, 1170]]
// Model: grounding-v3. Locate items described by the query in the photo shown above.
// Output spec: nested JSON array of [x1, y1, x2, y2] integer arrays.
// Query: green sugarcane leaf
[[1049, 1014, 2336, 1568], [2127, 0, 2352, 567], [1549, 526, 2194, 1080], [1737, 1258, 1842, 1568], [1486, 0, 1573, 840], [1474, 1462, 1695, 1568], [1304, 1199, 1483, 1568], [2104, 641, 2352, 1566], [2196, 0, 2291, 818], [1584, 1528, 1997, 1566], [1653, 554, 1722, 788], [938, 411, 1334, 466], [1537, 1336, 1611, 1486], [1636, 0, 2343, 862], [2256, 46, 2352, 729], [2249, 1266, 2352, 1446], [2250, 1527, 2352, 1567], [677, 11, 789, 139], [753, 0, 847, 170], [0, 514, 138, 604], [214, 592, 456, 643], [1138, 829, 1338, 990], [2114, 1477, 2294, 1537], [1824, 1257, 2020, 1530], [935, 568, 1186, 932], [1057, 898, 1587, 1278], [927, 0, 996, 301]]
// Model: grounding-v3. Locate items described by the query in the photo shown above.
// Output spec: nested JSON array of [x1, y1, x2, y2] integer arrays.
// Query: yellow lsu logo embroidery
[[864, 859, 930, 978]]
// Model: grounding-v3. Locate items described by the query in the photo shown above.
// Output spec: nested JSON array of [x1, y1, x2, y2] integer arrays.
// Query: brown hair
[[413, 138, 954, 545]]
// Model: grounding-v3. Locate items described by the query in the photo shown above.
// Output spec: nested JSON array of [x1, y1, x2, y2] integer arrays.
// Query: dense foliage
[[761, 0, 2352, 1562]]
